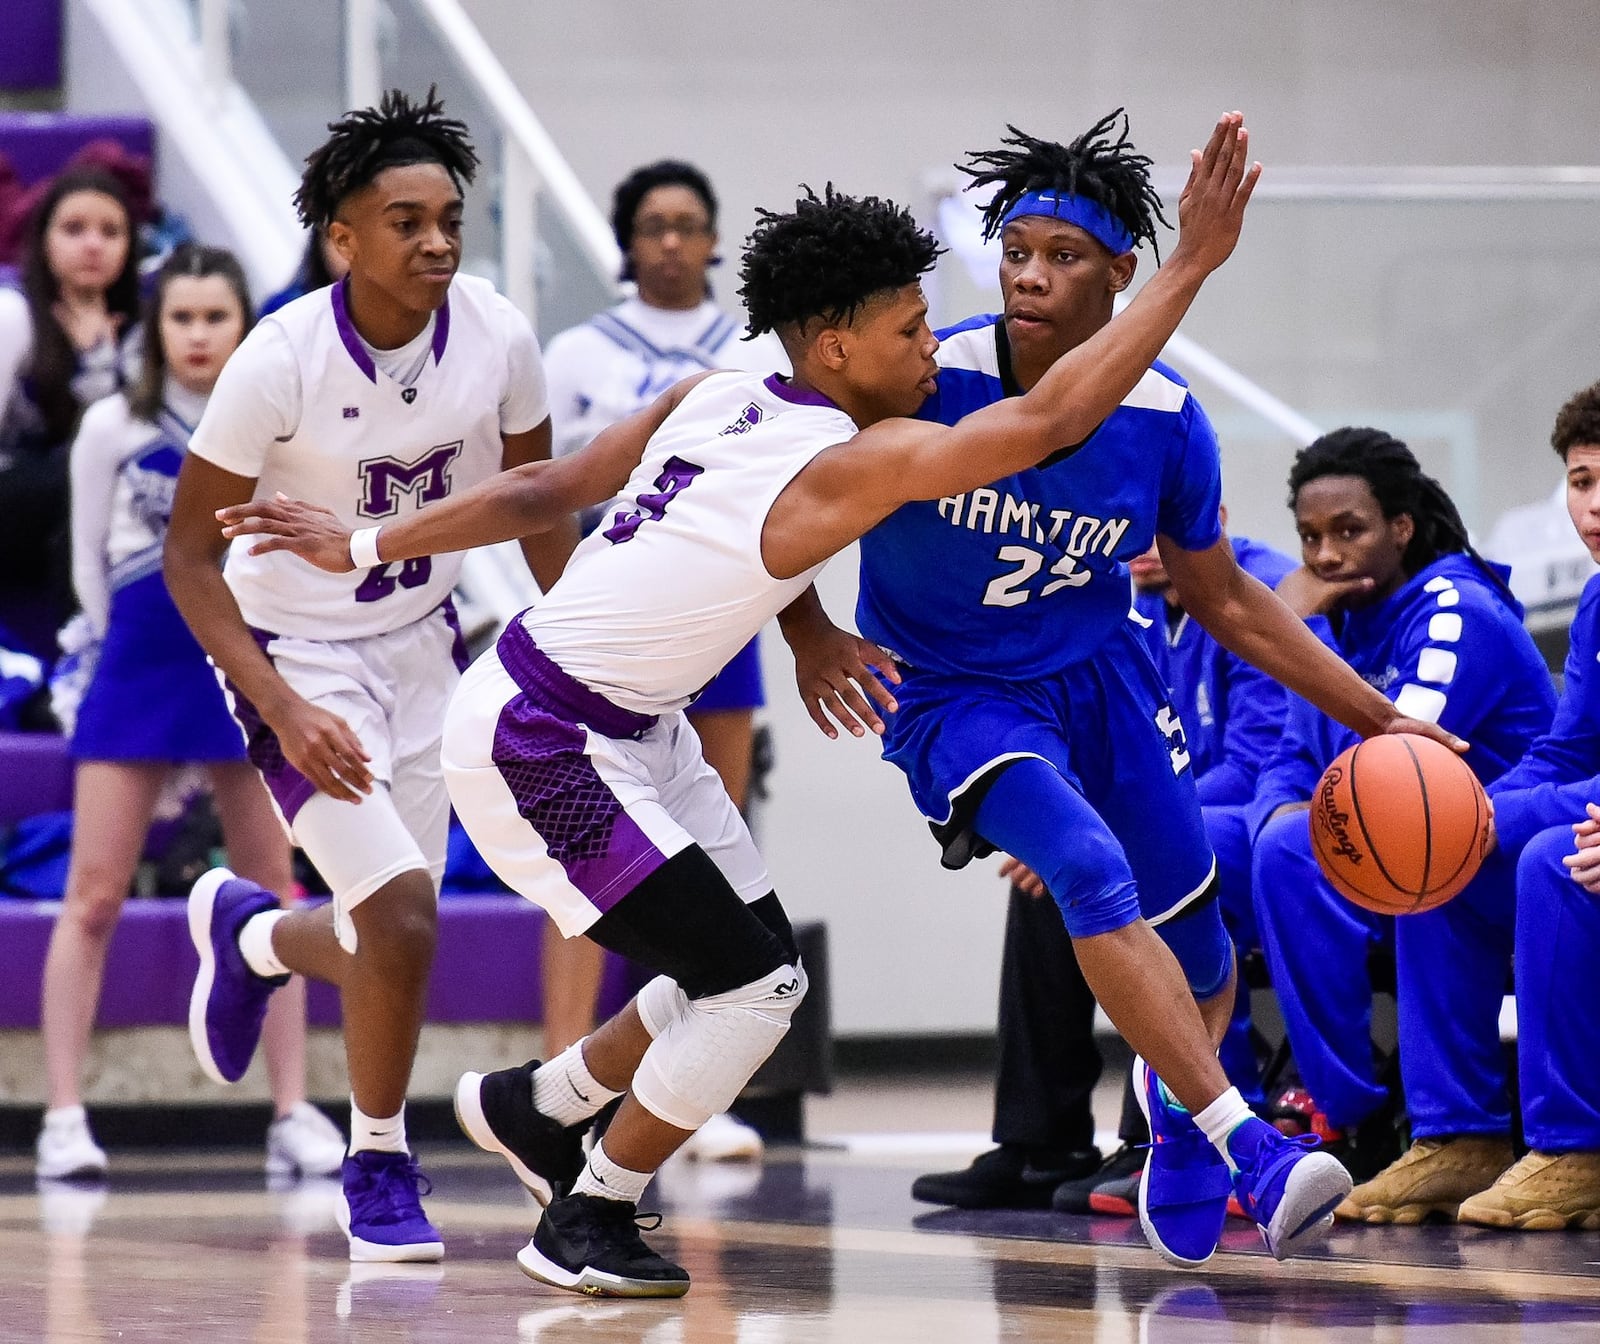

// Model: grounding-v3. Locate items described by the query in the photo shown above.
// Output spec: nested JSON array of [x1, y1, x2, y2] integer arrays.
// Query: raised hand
[[1171, 111, 1262, 275], [217, 494, 357, 573]]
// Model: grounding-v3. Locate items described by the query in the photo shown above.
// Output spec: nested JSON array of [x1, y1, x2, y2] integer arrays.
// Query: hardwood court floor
[[5, 1144, 1600, 1343]]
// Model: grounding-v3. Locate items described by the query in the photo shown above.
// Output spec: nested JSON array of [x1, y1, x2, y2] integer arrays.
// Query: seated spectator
[[0, 169, 141, 663], [35, 244, 344, 1183], [536, 159, 774, 1162], [1458, 381, 1600, 1230], [258, 228, 347, 317], [1250, 427, 1554, 1219], [1132, 512, 1294, 1111]]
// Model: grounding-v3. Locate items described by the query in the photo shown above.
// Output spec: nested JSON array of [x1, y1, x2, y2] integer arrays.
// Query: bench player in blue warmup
[[782, 112, 1462, 1266]]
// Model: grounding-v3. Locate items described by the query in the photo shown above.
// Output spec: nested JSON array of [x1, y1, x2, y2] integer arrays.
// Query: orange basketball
[[1309, 732, 1490, 915]]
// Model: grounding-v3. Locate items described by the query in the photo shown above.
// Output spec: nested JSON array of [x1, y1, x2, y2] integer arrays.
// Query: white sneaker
[[35, 1107, 108, 1181], [266, 1102, 348, 1178], [676, 1111, 764, 1163]]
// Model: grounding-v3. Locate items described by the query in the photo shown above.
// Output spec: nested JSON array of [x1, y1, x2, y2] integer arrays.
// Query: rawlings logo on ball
[[1315, 767, 1363, 864]]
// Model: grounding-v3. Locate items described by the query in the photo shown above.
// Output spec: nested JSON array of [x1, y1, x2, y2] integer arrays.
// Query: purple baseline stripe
[[496, 620, 656, 740], [330, 280, 377, 383], [223, 628, 317, 824], [440, 595, 470, 672], [491, 685, 669, 913], [762, 372, 841, 410]]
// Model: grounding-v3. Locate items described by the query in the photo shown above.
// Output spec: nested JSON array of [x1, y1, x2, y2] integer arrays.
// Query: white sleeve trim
[[1394, 683, 1449, 723], [1435, 588, 1461, 607], [1427, 612, 1463, 643], [1415, 647, 1458, 685]]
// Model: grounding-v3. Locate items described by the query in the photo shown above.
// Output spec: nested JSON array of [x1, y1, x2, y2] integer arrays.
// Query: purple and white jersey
[[190, 272, 548, 641], [521, 370, 855, 714]]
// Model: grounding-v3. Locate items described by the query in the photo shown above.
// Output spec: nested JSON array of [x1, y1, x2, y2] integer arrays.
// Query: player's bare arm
[[164, 454, 374, 802], [1159, 533, 1469, 753], [762, 112, 1261, 578], [500, 415, 581, 590], [218, 373, 715, 571]]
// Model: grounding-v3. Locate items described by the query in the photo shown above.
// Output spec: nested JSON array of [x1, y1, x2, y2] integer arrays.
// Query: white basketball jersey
[[522, 371, 858, 714], [217, 275, 520, 640]]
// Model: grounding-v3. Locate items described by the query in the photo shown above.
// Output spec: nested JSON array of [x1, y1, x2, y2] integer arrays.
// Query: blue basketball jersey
[[856, 314, 1224, 678]]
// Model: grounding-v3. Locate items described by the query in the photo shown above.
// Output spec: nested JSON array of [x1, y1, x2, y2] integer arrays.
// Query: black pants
[[993, 884, 1146, 1150]]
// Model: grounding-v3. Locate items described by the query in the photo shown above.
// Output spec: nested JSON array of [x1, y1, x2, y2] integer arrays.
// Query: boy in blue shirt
[[1458, 382, 1600, 1230], [1248, 428, 1555, 1223], [783, 114, 1458, 1266]]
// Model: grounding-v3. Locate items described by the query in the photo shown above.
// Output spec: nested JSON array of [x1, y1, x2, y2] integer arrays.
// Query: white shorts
[[222, 602, 466, 916], [441, 628, 770, 939]]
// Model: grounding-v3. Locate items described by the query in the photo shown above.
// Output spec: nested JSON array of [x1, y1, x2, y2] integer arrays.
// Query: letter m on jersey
[[357, 441, 463, 518]]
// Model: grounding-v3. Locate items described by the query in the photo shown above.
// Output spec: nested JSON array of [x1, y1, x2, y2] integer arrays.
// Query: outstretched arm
[[765, 112, 1261, 576], [1162, 534, 1467, 752], [217, 373, 715, 573]]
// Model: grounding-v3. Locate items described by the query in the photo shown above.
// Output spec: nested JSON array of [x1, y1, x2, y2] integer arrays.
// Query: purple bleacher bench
[[0, 112, 153, 185], [0, 1, 63, 92]]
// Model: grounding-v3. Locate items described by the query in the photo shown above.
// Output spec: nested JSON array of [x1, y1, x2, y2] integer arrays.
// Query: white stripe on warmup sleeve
[[1396, 581, 1465, 724]]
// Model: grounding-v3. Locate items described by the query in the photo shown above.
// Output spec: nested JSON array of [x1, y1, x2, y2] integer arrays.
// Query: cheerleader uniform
[[69, 381, 245, 762]]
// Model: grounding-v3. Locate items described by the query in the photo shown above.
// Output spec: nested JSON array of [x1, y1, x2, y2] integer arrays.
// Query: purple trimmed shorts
[[440, 622, 770, 938]]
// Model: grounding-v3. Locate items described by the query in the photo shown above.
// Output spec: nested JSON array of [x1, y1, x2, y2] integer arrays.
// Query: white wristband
[[349, 526, 384, 570]]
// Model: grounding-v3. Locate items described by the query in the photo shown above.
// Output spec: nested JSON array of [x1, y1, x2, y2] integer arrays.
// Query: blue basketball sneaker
[[186, 868, 288, 1085], [337, 1151, 444, 1262], [1228, 1116, 1353, 1260], [1133, 1057, 1232, 1268]]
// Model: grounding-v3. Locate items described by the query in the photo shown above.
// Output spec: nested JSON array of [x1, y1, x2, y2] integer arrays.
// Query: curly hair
[[960, 110, 1169, 257], [1552, 381, 1600, 460], [294, 86, 478, 229], [611, 159, 718, 282], [739, 185, 942, 339], [1288, 426, 1511, 600]]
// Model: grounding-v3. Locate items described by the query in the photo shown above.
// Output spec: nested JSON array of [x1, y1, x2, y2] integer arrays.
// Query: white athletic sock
[[43, 1104, 88, 1130], [571, 1138, 651, 1205], [348, 1096, 406, 1155], [237, 910, 291, 979], [1195, 1087, 1255, 1168], [532, 1041, 623, 1127]]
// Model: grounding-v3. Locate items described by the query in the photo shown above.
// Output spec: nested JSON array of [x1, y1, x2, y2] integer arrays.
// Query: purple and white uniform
[[442, 371, 852, 935], [189, 274, 547, 927]]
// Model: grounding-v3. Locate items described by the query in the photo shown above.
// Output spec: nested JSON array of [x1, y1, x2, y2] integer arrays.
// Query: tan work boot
[[1333, 1135, 1513, 1224], [1456, 1151, 1600, 1231]]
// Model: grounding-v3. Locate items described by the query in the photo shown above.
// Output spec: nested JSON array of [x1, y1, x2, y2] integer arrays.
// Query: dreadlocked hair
[[1552, 381, 1600, 460], [961, 110, 1169, 257], [1288, 426, 1512, 602], [294, 86, 478, 229], [739, 184, 943, 340]]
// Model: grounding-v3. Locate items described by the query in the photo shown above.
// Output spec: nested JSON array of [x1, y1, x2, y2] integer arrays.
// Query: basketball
[[1310, 733, 1491, 915]]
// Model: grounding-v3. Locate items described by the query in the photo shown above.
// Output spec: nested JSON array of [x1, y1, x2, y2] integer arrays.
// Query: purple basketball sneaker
[[186, 867, 288, 1085], [338, 1151, 444, 1263], [1228, 1117, 1353, 1260], [1133, 1057, 1233, 1268]]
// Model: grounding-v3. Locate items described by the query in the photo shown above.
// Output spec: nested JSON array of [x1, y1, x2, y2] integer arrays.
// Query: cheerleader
[[36, 244, 345, 1182]]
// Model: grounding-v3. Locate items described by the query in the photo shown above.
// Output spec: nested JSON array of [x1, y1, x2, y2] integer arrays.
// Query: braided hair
[[960, 110, 1170, 257], [739, 184, 942, 340], [294, 87, 478, 229], [1288, 426, 1511, 602]]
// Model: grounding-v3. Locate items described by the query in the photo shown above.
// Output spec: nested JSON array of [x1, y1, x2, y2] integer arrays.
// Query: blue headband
[[998, 190, 1136, 254]]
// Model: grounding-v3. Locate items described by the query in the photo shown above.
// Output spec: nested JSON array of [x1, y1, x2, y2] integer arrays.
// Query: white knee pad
[[631, 961, 808, 1132], [635, 975, 688, 1039]]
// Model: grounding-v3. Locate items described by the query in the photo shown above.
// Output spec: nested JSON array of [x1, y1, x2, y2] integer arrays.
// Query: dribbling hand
[[1171, 111, 1262, 276], [217, 494, 357, 573], [1380, 715, 1469, 757]]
